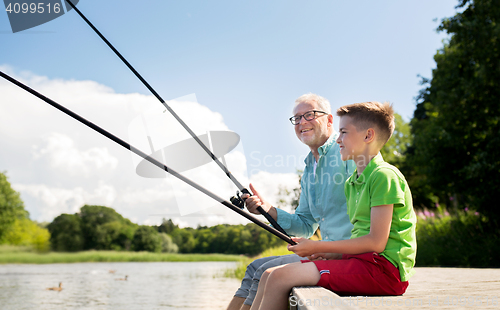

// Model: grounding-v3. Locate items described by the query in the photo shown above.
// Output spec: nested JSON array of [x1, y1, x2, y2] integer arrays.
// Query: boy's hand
[[309, 253, 342, 260], [287, 237, 317, 257]]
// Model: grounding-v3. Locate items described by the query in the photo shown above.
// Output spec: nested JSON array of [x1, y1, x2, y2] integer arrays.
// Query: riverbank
[[0, 245, 244, 264]]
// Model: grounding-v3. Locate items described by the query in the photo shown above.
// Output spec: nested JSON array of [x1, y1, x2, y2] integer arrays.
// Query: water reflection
[[0, 261, 240, 309]]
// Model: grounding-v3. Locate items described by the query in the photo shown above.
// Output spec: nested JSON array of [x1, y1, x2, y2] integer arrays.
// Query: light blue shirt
[[276, 132, 355, 241]]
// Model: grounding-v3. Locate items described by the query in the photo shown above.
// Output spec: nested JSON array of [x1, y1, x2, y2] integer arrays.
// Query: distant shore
[[0, 245, 244, 264]]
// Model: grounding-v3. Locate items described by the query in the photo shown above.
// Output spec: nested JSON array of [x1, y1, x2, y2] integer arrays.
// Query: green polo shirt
[[345, 153, 416, 282]]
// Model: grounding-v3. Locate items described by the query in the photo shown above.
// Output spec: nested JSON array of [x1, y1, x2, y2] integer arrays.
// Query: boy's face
[[336, 116, 367, 161]]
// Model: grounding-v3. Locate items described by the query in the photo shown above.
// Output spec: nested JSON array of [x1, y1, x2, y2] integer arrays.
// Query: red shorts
[[302, 252, 409, 296]]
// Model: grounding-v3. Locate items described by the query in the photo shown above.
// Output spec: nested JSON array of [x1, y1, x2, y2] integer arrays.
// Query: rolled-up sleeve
[[276, 176, 318, 238]]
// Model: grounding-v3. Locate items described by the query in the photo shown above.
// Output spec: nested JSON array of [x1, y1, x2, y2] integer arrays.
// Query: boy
[[249, 102, 417, 310]]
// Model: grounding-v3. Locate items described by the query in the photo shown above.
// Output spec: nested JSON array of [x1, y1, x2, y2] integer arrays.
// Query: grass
[[0, 245, 244, 264], [416, 209, 500, 267], [224, 245, 293, 280]]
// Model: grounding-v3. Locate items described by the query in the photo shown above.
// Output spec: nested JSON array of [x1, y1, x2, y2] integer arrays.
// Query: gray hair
[[294, 93, 332, 114]]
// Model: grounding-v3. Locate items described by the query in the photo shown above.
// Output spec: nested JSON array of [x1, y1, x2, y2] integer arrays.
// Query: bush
[[132, 225, 162, 253], [48, 213, 84, 252], [80, 205, 137, 250], [171, 228, 197, 253], [416, 209, 500, 267], [159, 233, 178, 253], [48, 205, 138, 251], [4, 218, 50, 252], [170, 224, 286, 255]]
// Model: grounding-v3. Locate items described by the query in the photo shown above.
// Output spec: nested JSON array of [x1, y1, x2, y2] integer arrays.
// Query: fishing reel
[[230, 188, 251, 209]]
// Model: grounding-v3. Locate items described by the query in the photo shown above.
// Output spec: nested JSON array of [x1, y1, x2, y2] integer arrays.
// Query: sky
[[0, 0, 461, 227]]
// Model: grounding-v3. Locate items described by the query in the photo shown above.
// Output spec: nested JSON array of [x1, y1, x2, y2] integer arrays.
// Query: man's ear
[[327, 114, 334, 127], [364, 128, 376, 143]]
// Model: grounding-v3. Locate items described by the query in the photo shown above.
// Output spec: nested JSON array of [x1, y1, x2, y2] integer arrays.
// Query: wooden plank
[[290, 286, 358, 310], [342, 267, 500, 310]]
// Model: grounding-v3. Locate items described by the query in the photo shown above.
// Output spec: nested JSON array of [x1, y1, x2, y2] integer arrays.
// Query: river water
[[0, 261, 241, 309]]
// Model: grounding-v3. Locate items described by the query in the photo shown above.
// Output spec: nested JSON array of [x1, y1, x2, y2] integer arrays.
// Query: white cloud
[[32, 132, 118, 177], [12, 181, 116, 222], [248, 170, 300, 211], [1, 66, 301, 228]]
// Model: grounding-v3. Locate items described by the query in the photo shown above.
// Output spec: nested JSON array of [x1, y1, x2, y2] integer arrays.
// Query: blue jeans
[[233, 254, 303, 305]]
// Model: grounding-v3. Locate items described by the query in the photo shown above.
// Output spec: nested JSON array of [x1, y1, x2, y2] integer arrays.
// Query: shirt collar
[[349, 152, 384, 185], [318, 132, 338, 156], [304, 132, 338, 165]]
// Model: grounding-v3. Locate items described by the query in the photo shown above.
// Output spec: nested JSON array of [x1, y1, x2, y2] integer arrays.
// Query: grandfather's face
[[292, 100, 332, 149]]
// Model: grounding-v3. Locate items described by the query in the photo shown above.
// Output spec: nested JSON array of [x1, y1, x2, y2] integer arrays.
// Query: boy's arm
[[288, 204, 393, 257]]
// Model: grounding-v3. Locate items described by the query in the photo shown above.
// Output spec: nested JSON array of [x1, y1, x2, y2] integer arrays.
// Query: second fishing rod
[[0, 70, 295, 246], [65, 0, 288, 236]]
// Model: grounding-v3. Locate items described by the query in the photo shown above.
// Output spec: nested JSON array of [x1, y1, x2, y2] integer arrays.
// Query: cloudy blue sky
[[0, 0, 460, 227]]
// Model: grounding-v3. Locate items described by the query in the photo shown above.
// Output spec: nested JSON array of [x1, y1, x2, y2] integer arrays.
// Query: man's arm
[[288, 204, 393, 257], [244, 183, 318, 238]]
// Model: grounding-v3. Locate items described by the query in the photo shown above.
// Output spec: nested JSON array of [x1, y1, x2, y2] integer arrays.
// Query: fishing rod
[[64, 0, 288, 236], [0, 70, 295, 245]]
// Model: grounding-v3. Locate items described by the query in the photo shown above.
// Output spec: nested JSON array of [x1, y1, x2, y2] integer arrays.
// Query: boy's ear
[[364, 128, 376, 143]]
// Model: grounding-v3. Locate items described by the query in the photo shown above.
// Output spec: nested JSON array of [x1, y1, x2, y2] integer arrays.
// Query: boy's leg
[[226, 297, 246, 310], [243, 254, 302, 307], [226, 256, 281, 310], [250, 265, 279, 310], [254, 262, 320, 310]]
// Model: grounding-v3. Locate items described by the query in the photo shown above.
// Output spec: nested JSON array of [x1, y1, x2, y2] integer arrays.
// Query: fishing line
[[0, 70, 295, 245], [64, 0, 288, 236]]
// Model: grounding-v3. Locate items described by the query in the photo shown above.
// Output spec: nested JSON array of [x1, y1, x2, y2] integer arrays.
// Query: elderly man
[[226, 93, 355, 310]]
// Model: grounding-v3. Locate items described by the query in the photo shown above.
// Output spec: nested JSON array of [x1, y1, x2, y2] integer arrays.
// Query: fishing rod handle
[[241, 188, 291, 237]]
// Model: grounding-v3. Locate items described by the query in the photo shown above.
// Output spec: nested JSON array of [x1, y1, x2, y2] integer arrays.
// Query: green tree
[[381, 113, 411, 168], [158, 218, 178, 234], [4, 218, 51, 252], [132, 225, 162, 252], [408, 0, 500, 220], [48, 205, 138, 251], [159, 233, 178, 253], [0, 172, 28, 242], [79, 205, 136, 250], [194, 227, 213, 253], [113, 222, 136, 251], [209, 225, 229, 253], [48, 213, 84, 251], [167, 223, 285, 255], [171, 228, 197, 253], [95, 221, 128, 251]]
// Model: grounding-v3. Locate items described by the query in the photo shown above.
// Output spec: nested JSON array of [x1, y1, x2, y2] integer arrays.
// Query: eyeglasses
[[289, 110, 328, 125]]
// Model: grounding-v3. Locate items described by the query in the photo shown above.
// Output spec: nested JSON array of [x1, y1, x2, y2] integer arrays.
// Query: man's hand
[[242, 183, 273, 215]]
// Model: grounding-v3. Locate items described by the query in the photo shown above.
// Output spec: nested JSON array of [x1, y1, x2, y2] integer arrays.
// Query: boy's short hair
[[336, 101, 395, 145]]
